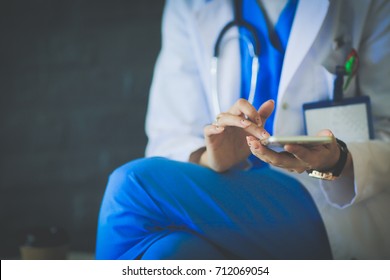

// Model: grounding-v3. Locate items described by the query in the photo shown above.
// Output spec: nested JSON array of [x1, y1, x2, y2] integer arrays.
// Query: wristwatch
[[307, 139, 349, 180]]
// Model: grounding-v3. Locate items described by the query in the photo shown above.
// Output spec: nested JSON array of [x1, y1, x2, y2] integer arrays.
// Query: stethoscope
[[211, 0, 261, 117]]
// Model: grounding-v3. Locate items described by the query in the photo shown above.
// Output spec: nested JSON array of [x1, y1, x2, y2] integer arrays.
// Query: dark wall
[[0, 0, 164, 258]]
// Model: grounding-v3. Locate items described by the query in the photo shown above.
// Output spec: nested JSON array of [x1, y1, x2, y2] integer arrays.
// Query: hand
[[246, 129, 341, 173], [199, 99, 274, 172]]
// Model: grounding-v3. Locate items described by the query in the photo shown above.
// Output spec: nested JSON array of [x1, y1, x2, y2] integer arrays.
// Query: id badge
[[303, 96, 374, 142]]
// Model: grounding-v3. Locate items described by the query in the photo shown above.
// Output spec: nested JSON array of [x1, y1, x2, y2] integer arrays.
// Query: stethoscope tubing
[[211, 17, 260, 117]]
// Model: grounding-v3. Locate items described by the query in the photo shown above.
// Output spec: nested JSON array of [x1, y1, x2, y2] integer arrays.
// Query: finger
[[257, 99, 275, 124], [247, 137, 308, 172], [204, 123, 225, 137], [316, 129, 336, 147], [247, 137, 297, 167], [285, 143, 335, 171], [283, 144, 312, 168], [216, 113, 267, 139], [228, 99, 262, 126], [284, 131, 338, 170], [316, 129, 334, 137], [245, 126, 270, 140], [284, 130, 336, 162], [215, 112, 251, 128]]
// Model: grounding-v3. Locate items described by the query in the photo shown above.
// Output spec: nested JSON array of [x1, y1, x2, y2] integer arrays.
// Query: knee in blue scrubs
[[96, 157, 332, 260]]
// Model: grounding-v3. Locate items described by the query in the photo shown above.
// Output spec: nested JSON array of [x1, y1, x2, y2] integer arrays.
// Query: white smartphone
[[261, 135, 333, 147]]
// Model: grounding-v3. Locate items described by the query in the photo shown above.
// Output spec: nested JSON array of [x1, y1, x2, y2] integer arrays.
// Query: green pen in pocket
[[343, 49, 359, 90]]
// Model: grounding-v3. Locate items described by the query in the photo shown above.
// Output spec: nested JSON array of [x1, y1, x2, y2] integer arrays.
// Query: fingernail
[[258, 130, 270, 139], [240, 119, 250, 127], [256, 117, 262, 127]]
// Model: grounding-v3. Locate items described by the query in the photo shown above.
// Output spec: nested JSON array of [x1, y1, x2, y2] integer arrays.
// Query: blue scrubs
[[241, 0, 297, 167], [95, 0, 332, 259], [241, 0, 298, 135], [96, 158, 331, 259]]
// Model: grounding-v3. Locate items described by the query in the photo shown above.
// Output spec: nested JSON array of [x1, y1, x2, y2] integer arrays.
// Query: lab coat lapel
[[278, 0, 330, 99]]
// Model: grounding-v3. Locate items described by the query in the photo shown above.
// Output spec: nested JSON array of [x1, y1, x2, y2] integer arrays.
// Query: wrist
[[189, 147, 206, 164], [307, 138, 349, 180], [199, 150, 209, 168], [189, 147, 211, 169]]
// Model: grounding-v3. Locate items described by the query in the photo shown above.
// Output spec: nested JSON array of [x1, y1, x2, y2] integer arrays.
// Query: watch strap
[[331, 138, 348, 176]]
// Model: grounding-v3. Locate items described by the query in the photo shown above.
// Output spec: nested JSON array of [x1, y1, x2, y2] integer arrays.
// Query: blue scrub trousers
[[96, 157, 332, 259]]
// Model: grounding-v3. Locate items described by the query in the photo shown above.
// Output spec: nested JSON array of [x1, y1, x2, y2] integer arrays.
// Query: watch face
[[308, 170, 337, 180]]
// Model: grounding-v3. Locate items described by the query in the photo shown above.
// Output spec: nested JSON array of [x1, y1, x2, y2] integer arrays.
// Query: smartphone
[[261, 135, 333, 147]]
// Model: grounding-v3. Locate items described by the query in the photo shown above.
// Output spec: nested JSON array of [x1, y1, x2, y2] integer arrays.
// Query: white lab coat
[[145, 0, 390, 259]]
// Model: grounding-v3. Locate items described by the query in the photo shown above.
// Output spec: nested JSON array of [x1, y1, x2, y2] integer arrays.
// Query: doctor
[[96, 0, 390, 259]]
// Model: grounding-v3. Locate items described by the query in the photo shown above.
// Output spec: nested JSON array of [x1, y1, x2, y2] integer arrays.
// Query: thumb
[[258, 99, 275, 123], [316, 129, 337, 148], [316, 129, 334, 137]]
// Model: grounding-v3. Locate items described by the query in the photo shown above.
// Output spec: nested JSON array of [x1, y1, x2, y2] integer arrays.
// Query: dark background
[[0, 0, 164, 258]]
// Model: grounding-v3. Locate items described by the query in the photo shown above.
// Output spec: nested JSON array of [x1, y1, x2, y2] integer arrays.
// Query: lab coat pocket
[[319, 64, 357, 99], [321, 41, 352, 73], [320, 45, 358, 99]]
